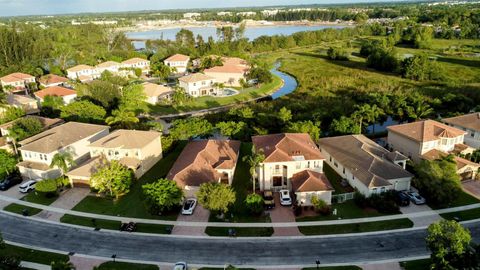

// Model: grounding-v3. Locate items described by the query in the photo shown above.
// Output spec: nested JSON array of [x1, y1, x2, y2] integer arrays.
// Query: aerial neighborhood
[[1, 2, 480, 269]]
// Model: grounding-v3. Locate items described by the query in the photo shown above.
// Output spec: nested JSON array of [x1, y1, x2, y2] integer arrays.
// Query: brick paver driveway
[[463, 181, 480, 199], [172, 203, 210, 236], [269, 193, 302, 236]]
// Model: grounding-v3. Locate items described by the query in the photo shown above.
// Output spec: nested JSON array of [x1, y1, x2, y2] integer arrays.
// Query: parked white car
[[279, 189, 292, 206], [19, 180, 38, 193], [173, 262, 187, 270], [181, 198, 197, 215], [406, 191, 426, 205]]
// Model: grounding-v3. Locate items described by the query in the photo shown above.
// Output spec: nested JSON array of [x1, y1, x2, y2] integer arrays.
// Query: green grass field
[[1, 243, 69, 265], [429, 191, 480, 210], [400, 259, 431, 270], [303, 266, 362, 270], [296, 200, 386, 222], [96, 261, 159, 270], [3, 191, 59, 216], [204, 226, 274, 237], [299, 218, 413, 235]]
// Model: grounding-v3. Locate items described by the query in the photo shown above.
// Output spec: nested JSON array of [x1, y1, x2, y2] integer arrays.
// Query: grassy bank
[[429, 191, 480, 210], [303, 267, 362, 270], [204, 226, 274, 237], [441, 207, 480, 221], [2, 243, 69, 265], [400, 259, 431, 270], [299, 218, 413, 235], [296, 200, 386, 222], [4, 191, 59, 216]]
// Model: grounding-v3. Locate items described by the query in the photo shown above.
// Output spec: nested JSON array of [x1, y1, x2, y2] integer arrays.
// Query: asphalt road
[[2, 212, 480, 266]]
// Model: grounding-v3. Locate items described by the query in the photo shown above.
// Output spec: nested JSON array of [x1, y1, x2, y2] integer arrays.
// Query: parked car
[[19, 179, 38, 193], [173, 262, 187, 270], [263, 190, 275, 209], [181, 198, 197, 215], [0, 173, 22, 191], [395, 191, 410, 207], [406, 191, 426, 205], [279, 189, 292, 206]]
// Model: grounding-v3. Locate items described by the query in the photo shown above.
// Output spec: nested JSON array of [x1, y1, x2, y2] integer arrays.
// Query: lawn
[[3, 191, 59, 216], [204, 226, 274, 237], [69, 142, 186, 220], [400, 259, 431, 270], [96, 261, 159, 270], [303, 266, 362, 270], [150, 75, 283, 115], [299, 218, 413, 235], [440, 207, 480, 221], [429, 191, 480, 210], [1, 243, 69, 265], [200, 268, 255, 270], [296, 200, 385, 222], [323, 163, 353, 194]]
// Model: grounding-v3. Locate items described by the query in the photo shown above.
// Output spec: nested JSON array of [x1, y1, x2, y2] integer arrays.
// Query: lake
[[127, 25, 347, 49]]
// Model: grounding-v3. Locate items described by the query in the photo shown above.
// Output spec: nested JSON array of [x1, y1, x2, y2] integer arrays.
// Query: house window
[[273, 176, 282, 187], [329, 156, 332, 162], [343, 167, 345, 174], [307, 161, 310, 168], [381, 187, 386, 193], [373, 188, 378, 193], [296, 162, 301, 169], [334, 161, 338, 168], [274, 165, 280, 174], [314, 161, 320, 168]]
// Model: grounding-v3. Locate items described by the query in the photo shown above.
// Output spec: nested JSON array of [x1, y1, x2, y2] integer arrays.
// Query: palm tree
[[352, 104, 384, 134], [50, 151, 75, 175], [242, 146, 265, 192], [106, 109, 139, 129], [407, 100, 434, 121]]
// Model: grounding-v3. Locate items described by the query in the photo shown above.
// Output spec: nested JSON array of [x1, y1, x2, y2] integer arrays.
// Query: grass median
[[299, 218, 413, 235], [3, 191, 59, 216], [2, 243, 69, 265], [96, 261, 159, 270]]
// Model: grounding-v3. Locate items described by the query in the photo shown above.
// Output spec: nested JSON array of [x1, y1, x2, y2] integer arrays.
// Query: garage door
[[395, 180, 410, 191]]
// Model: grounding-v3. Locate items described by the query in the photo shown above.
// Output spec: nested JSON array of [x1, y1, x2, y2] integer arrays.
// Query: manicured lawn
[[296, 200, 385, 222], [96, 261, 159, 270], [69, 142, 186, 220], [303, 266, 362, 270], [205, 226, 274, 237], [323, 163, 353, 194], [150, 75, 283, 115], [209, 142, 271, 223], [400, 259, 431, 270], [299, 218, 413, 235], [429, 191, 480, 210], [2, 243, 69, 265], [440, 207, 480, 221], [200, 268, 255, 270], [3, 191, 59, 216]]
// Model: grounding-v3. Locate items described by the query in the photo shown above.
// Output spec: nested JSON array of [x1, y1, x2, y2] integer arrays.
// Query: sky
[[0, 0, 412, 17]]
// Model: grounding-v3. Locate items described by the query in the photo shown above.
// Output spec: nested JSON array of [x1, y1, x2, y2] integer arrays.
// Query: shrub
[[311, 196, 332, 216], [327, 47, 349, 60], [353, 191, 368, 208], [245, 193, 264, 215], [142, 179, 183, 214], [368, 192, 399, 214], [196, 183, 235, 215], [35, 179, 58, 197]]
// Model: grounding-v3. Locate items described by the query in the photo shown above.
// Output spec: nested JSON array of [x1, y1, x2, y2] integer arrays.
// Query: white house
[[0, 73, 36, 92], [96, 61, 121, 74], [319, 135, 413, 197], [204, 57, 250, 87], [66, 65, 100, 82], [122, 58, 150, 74], [178, 73, 217, 97], [252, 133, 334, 205], [34, 86, 77, 105], [66, 130, 162, 187], [38, 74, 69, 88], [442, 113, 480, 149], [17, 122, 110, 180], [164, 54, 190, 74], [142, 82, 174, 104], [167, 140, 240, 196]]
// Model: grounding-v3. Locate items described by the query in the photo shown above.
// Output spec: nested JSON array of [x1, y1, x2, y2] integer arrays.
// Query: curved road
[[2, 212, 480, 266]]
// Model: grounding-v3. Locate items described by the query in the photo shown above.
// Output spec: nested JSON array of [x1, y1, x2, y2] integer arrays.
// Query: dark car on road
[[0, 173, 22, 191], [263, 190, 275, 209], [395, 191, 410, 207]]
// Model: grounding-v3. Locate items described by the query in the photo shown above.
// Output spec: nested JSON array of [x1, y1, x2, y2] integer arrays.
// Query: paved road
[[2, 212, 480, 266]]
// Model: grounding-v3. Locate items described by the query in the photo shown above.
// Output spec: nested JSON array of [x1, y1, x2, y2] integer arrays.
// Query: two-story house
[[17, 122, 110, 180], [0, 73, 36, 92], [96, 61, 122, 74], [142, 82, 174, 104], [122, 58, 150, 74], [66, 65, 100, 82], [204, 57, 250, 87], [66, 130, 162, 187], [252, 133, 334, 205], [38, 74, 69, 88], [319, 135, 413, 197], [167, 140, 240, 196], [387, 120, 478, 181], [164, 54, 190, 74], [178, 73, 217, 97], [34, 86, 77, 105], [442, 113, 480, 149]]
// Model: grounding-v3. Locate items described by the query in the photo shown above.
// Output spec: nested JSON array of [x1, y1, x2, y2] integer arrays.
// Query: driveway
[[269, 193, 302, 236], [399, 203, 442, 227], [0, 183, 25, 209], [462, 181, 480, 200], [171, 204, 209, 236], [35, 188, 90, 222]]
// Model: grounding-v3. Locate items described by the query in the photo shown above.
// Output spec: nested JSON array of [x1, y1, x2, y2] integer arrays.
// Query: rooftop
[[165, 54, 190, 62], [291, 170, 333, 193], [34, 86, 77, 99], [7, 94, 37, 105], [0, 72, 35, 83], [318, 135, 413, 189], [89, 129, 161, 149], [167, 140, 241, 188], [38, 74, 69, 85], [122, 58, 149, 65], [421, 149, 480, 171], [67, 64, 94, 72], [142, 82, 173, 97], [252, 133, 323, 163], [387, 120, 466, 142], [442, 113, 480, 132], [97, 61, 121, 68], [19, 122, 109, 154], [178, 73, 214, 83]]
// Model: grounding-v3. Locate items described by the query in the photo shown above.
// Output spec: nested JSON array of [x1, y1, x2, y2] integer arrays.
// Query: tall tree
[[90, 160, 134, 199], [50, 151, 75, 175], [242, 145, 265, 192], [196, 182, 236, 215], [0, 150, 17, 178], [105, 109, 139, 129], [142, 178, 184, 214], [119, 84, 149, 114]]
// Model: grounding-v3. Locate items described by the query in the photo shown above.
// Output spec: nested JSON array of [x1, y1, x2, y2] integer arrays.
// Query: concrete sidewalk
[[35, 188, 90, 222], [361, 262, 402, 270]]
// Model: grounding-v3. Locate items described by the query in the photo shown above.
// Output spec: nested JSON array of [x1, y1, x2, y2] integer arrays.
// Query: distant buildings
[[178, 73, 217, 97], [0, 73, 36, 92], [33, 86, 77, 105], [66, 58, 150, 81], [38, 74, 69, 88], [183, 13, 201, 19], [164, 54, 190, 74], [203, 57, 250, 87]]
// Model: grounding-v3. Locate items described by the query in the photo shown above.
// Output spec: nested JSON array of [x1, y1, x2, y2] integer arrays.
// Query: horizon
[[0, 0, 420, 17]]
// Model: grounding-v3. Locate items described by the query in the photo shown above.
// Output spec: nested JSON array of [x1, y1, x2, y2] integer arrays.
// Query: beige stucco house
[[252, 133, 334, 205], [442, 113, 480, 149], [7, 94, 40, 114], [178, 73, 217, 97], [122, 58, 150, 74], [66, 65, 100, 82], [319, 135, 413, 197], [0, 73, 35, 92], [204, 57, 250, 87], [66, 130, 162, 187], [39, 74, 69, 88], [142, 82, 174, 104], [164, 54, 190, 74], [17, 122, 110, 180], [34, 86, 77, 105], [167, 140, 240, 196]]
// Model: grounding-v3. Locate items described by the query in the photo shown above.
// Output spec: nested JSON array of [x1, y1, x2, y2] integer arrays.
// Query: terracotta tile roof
[[7, 94, 36, 105], [291, 170, 333, 192], [122, 58, 149, 65], [0, 116, 64, 130], [318, 135, 413, 189], [19, 122, 109, 154], [421, 149, 480, 170], [387, 120, 466, 143], [204, 65, 248, 74], [165, 54, 190, 62], [178, 73, 214, 83], [0, 72, 35, 83], [221, 57, 249, 67], [167, 140, 241, 188], [97, 61, 121, 68], [34, 86, 77, 99], [89, 129, 161, 149], [38, 74, 69, 86], [443, 113, 480, 132], [252, 133, 323, 163], [67, 65, 94, 72], [142, 82, 173, 97]]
